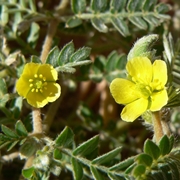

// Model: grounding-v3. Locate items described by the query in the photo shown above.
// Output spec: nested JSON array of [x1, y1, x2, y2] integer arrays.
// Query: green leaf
[[111, 17, 130, 37], [1, 125, 18, 138], [1, 5, 9, 26], [31, 55, 42, 63], [91, 18, 108, 33], [70, 47, 91, 62], [136, 153, 153, 166], [129, 16, 148, 30], [29, 0, 37, 12], [110, 0, 127, 13], [45, 46, 60, 66], [0, 141, 11, 149], [66, 17, 82, 28], [56, 66, 76, 73], [53, 148, 62, 160], [55, 126, 74, 148], [127, 0, 143, 11], [71, 0, 86, 14], [166, 159, 180, 180], [155, 3, 170, 14], [144, 139, 160, 159], [142, 0, 157, 11], [27, 22, 40, 48], [127, 34, 158, 60], [90, 166, 104, 180], [69, 60, 92, 67], [15, 120, 28, 137], [58, 41, 75, 65], [133, 164, 146, 177], [71, 157, 83, 180], [7, 140, 19, 151], [109, 157, 134, 171], [22, 166, 35, 179], [91, 0, 107, 12], [108, 173, 125, 180], [169, 135, 174, 152], [159, 135, 173, 155], [73, 135, 99, 156], [0, 79, 7, 106], [92, 147, 121, 165], [0, 79, 7, 97], [143, 15, 159, 28]]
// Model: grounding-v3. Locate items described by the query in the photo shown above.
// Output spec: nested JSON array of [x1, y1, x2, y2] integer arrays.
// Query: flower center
[[29, 74, 47, 93], [136, 83, 152, 98]]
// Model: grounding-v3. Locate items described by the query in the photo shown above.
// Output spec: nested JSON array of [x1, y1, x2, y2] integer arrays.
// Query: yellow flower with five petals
[[16, 63, 61, 108], [110, 57, 168, 122]]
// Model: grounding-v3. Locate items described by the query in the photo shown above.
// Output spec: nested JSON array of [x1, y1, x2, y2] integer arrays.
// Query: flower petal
[[22, 63, 40, 78], [43, 83, 61, 102], [110, 78, 141, 104], [152, 60, 167, 86], [121, 98, 148, 122], [26, 91, 48, 108], [150, 89, 168, 111], [38, 64, 58, 81], [126, 57, 152, 84], [16, 76, 30, 97]]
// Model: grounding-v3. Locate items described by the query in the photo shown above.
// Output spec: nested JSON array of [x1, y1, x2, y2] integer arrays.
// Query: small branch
[[2, 152, 19, 162]]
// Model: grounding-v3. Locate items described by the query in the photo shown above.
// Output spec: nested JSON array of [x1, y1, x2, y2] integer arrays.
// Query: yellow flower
[[16, 63, 61, 108], [110, 57, 168, 122]]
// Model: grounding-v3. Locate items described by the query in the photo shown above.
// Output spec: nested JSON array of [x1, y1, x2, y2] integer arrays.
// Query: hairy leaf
[[71, 157, 83, 180], [92, 147, 121, 165], [55, 126, 74, 148], [144, 139, 160, 159], [73, 135, 99, 156], [15, 120, 28, 137], [71, 0, 86, 14]]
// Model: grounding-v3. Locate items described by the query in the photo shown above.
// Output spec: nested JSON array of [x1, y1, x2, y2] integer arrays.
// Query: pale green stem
[[152, 111, 171, 143]]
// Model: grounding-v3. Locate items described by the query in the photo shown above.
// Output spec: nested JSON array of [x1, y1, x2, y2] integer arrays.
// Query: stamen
[[34, 74, 38, 78], [39, 74, 43, 78], [30, 84, 33, 87], [31, 88, 35, 92], [36, 89, 39, 92], [29, 79, 33, 82]]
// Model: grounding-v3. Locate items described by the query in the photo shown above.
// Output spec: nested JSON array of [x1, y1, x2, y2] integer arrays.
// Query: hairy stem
[[152, 111, 164, 143], [32, 107, 42, 134], [40, 20, 58, 64], [152, 111, 171, 143]]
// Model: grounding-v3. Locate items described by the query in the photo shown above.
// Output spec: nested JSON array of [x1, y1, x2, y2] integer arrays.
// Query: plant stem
[[32, 19, 59, 133], [152, 111, 171, 143], [32, 107, 42, 134], [40, 20, 58, 64], [152, 111, 164, 143]]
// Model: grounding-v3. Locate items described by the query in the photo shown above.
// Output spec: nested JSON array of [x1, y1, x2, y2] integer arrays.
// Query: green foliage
[[127, 34, 158, 60], [1, 0, 180, 180], [0, 120, 28, 151], [163, 34, 180, 107], [130, 135, 180, 180], [70, 0, 170, 36], [43, 42, 92, 73], [85, 51, 127, 83]]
